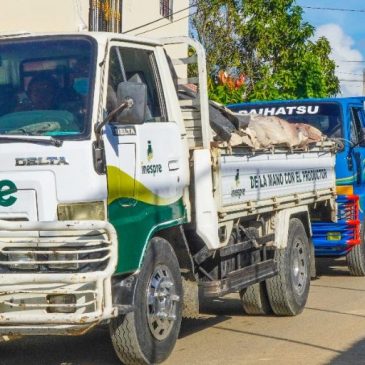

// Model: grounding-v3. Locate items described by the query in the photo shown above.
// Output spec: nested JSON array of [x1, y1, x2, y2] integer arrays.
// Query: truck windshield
[[0, 36, 95, 139], [230, 102, 342, 139]]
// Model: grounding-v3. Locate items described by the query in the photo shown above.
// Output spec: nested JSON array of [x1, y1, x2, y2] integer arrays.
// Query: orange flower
[[235, 74, 245, 88], [226, 77, 235, 90]]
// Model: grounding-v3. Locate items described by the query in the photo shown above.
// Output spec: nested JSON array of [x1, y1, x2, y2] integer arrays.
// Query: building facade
[[122, 0, 189, 38], [0, 0, 189, 38], [0, 0, 90, 33], [122, 0, 189, 78], [0, 1, 189, 77]]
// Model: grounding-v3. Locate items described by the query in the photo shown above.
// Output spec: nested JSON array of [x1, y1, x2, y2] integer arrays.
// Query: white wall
[[122, 0, 189, 77], [0, 0, 89, 33], [122, 0, 189, 38], [0, 0, 189, 76]]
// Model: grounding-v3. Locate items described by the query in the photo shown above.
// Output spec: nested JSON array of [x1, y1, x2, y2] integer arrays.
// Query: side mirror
[[351, 128, 365, 148], [115, 81, 147, 125], [93, 82, 147, 175]]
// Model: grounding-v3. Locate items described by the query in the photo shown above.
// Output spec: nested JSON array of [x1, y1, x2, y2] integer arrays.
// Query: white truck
[[0, 31, 336, 364]]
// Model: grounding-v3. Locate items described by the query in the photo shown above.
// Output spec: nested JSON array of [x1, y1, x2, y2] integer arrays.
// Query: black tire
[[240, 282, 272, 315], [347, 222, 365, 276], [309, 240, 317, 280], [266, 218, 310, 316], [110, 237, 183, 365]]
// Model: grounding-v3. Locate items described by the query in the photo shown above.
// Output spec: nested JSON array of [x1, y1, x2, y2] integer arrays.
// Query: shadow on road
[[200, 295, 243, 316], [327, 337, 365, 365], [180, 316, 230, 339], [0, 326, 120, 365], [0, 297, 242, 364], [180, 295, 242, 339], [315, 257, 350, 277], [0, 296, 243, 365]]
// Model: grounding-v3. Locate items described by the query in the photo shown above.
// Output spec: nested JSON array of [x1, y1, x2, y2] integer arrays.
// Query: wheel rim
[[291, 238, 308, 296], [146, 264, 180, 341]]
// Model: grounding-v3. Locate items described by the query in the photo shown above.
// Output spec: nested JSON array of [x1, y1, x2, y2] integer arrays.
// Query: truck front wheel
[[347, 222, 365, 276], [266, 218, 310, 316], [110, 237, 183, 365]]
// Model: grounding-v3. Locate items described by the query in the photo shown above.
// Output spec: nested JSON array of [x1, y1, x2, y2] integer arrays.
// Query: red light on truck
[[344, 195, 360, 246]]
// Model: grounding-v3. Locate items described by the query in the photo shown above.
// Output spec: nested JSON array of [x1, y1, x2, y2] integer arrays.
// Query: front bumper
[[312, 222, 359, 256], [0, 219, 118, 336], [312, 195, 360, 256]]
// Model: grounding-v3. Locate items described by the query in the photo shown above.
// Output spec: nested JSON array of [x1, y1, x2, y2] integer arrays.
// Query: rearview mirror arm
[[94, 97, 134, 140], [92, 97, 133, 175]]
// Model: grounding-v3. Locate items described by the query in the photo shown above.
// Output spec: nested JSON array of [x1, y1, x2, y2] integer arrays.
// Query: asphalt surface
[[1, 257, 365, 365]]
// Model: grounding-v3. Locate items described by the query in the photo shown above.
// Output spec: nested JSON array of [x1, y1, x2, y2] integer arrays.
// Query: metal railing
[[89, 0, 122, 33]]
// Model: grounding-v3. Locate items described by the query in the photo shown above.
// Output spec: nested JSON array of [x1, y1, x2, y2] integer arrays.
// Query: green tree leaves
[[191, 0, 340, 103]]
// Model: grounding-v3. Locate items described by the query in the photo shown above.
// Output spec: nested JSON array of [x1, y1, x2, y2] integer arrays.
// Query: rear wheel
[[266, 218, 310, 316], [240, 282, 272, 315], [110, 237, 182, 365], [347, 222, 365, 276]]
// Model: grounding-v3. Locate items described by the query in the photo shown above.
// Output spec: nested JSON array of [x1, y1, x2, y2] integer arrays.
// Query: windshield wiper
[[0, 134, 62, 147]]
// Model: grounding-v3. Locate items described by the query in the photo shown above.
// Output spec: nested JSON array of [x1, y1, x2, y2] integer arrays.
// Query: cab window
[[107, 46, 166, 123], [350, 107, 364, 146], [0, 36, 95, 139]]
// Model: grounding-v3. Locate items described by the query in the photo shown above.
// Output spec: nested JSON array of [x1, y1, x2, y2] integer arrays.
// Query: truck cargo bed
[[213, 142, 336, 220]]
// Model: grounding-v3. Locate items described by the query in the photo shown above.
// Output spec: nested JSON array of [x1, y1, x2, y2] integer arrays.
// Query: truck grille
[[0, 235, 111, 273]]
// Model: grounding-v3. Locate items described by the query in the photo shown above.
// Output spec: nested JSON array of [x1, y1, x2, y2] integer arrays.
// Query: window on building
[[160, 0, 173, 20]]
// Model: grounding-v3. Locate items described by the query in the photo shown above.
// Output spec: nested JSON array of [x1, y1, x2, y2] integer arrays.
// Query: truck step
[[199, 259, 278, 298]]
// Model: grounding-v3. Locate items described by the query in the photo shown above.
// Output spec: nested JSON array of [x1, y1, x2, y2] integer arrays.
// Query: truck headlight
[[8, 252, 38, 270], [48, 252, 79, 270], [57, 201, 105, 221]]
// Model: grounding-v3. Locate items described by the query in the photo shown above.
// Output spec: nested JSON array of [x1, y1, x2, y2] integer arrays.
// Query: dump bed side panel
[[216, 147, 336, 210], [219, 149, 334, 206]]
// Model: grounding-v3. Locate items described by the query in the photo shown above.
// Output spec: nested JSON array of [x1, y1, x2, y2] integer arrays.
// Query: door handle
[[168, 160, 180, 171]]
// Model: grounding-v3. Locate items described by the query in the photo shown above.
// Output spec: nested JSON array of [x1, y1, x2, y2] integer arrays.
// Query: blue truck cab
[[228, 97, 365, 276]]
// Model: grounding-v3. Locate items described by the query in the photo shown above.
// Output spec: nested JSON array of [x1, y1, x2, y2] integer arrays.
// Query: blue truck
[[228, 97, 365, 276]]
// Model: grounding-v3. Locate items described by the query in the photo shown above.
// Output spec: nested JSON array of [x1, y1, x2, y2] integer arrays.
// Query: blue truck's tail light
[[340, 195, 360, 246]]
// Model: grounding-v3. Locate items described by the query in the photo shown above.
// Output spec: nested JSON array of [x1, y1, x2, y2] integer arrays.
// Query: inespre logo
[[147, 140, 153, 161], [0, 180, 17, 207]]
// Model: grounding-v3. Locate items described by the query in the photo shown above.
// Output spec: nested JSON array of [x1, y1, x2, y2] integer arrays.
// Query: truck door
[[103, 43, 186, 273], [349, 106, 365, 217]]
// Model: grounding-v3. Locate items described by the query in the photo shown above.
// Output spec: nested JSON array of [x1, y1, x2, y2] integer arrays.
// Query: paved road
[[1, 257, 365, 365]]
